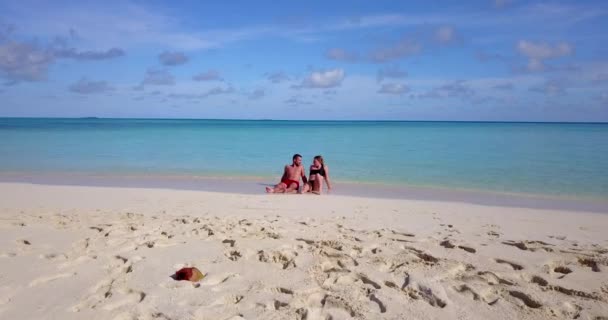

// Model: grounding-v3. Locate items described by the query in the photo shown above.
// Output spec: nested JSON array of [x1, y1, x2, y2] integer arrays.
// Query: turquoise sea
[[1, 118, 607, 200]]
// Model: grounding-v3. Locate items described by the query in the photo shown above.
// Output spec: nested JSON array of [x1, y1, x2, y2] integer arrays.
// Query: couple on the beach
[[265, 154, 332, 194]]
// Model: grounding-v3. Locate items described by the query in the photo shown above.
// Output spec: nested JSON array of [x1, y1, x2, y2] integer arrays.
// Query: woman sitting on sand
[[302, 155, 332, 194]]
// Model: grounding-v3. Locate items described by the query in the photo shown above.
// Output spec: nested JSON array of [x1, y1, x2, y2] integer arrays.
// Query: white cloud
[[203, 86, 234, 97], [0, 27, 124, 83], [516, 40, 573, 72], [167, 85, 234, 100], [593, 73, 608, 84], [266, 71, 291, 83], [517, 40, 573, 60], [494, 0, 514, 9], [377, 65, 407, 83], [69, 78, 113, 94], [2, 1, 604, 55], [158, 51, 188, 66], [3, 2, 216, 51], [417, 80, 475, 99], [295, 69, 345, 89], [434, 26, 456, 44], [284, 95, 312, 106], [0, 40, 54, 81], [142, 69, 175, 86], [492, 82, 514, 90], [369, 37, 422, 63], [193, 70, 223, 81], [475, 50, 508, 62], [325, 48, 358, 62], [248, 88, 265, 100], [378, 83, 409, 95], [54, 47, 125, 61], [529, 79, 566, 95]]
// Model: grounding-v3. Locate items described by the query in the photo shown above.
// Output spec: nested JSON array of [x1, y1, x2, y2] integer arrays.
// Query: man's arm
[[280, 165, 288, 181], [301, 166, 308, 184]]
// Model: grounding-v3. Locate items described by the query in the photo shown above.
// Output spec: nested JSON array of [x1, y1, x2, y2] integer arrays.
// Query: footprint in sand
[[404, 284, 447, 308], [212, 294, 244, 306], [222, 239, 236, 247], [494, 258, 524, 270], [225, 250, 242, 261], [29, 272, 76, 287], [461, 283, 501, 305], [403, 246, 439, 265], [256, 249, 297, 269], [477, 271, 514, 285], [269, 287, 294, 295], [530, 274, 603, 301], [331, 273, 382, 290], [321, 294, 360, 318], [487, 231, 501, 238], [0, 252, 17, 258], [502, 240, 554, 252], [89, 226, 104, 233], [508, 290, 542, 309], [39, 253, 68, 261], [552, 265, 573, 278], [200, 273, 239, 286], [439, 240, 476, 253], [369, 293, 387, 313], [440, 240, 455, 249], [458, 245, 476, 253], [454, 284, 481, 301], [578, 257, 601, 272], [390, 230, 416, 238], [72, 274, 146, 312], [551, 302, 582, 319], [102, 289, 146, 311]]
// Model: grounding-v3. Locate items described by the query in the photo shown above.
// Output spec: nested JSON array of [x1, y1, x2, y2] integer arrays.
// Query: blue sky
[[0, 0, 607, 121]]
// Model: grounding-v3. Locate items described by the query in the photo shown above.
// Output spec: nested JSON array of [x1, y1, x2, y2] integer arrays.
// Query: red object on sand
[[175, 267, 193, 280], [174, 267, 205, 282]]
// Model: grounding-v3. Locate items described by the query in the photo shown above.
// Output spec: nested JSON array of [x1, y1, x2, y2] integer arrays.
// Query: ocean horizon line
[[1, 116, 608, 125]]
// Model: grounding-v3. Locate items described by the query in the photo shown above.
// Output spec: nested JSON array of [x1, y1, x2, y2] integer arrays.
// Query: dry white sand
[[0, 182, 607, 320]]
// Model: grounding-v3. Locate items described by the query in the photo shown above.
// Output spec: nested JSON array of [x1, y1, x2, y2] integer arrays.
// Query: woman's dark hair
[[314, 155, 324, 166]]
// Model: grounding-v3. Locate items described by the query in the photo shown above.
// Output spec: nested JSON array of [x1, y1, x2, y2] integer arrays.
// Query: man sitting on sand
[[265, 154, 307, 193]]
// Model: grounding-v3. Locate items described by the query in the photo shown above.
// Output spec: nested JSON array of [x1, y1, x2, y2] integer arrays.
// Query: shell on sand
[[175, 267, 206, 282]]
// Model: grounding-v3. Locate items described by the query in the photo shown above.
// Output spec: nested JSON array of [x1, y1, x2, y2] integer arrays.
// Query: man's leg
[[276, 183, 287, 193], [266, 182, 287, 193], [285, 182, 299, 193]]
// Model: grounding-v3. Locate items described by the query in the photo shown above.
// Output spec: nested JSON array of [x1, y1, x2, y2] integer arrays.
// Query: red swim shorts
[[281, 179, 299, 189]]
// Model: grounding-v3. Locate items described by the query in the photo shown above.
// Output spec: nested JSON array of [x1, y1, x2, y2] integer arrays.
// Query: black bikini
[[310, 165, 325, 177]]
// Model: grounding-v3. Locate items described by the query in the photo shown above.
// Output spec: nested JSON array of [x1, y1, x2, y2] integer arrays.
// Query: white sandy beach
[[0, 182, 607, 320]]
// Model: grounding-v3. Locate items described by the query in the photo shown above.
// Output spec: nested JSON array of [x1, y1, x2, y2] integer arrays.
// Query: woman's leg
[[302, 181, 311, 193], [312, 174, 324, 194]]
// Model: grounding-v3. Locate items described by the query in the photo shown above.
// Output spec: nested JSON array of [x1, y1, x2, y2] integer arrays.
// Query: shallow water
[[1, 118, 607, 200]]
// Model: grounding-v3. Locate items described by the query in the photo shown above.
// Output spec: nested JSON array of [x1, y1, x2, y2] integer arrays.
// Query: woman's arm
[[324, 165, 331, 190]]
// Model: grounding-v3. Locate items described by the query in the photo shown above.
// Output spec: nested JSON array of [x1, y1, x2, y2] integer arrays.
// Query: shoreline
[[0, 173, 607, 213]]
